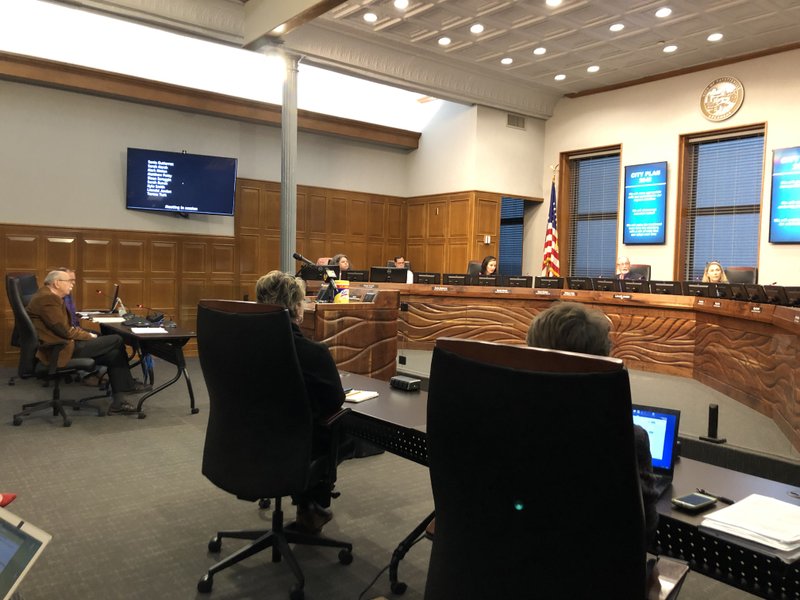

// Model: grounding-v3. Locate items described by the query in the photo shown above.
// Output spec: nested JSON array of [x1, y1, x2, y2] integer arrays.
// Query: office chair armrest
[[320, 407, 352, 428]]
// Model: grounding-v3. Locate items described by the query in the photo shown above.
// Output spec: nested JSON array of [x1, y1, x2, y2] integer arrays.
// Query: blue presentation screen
[[769, 147, 800, 243], [623, 161, 667, 245]]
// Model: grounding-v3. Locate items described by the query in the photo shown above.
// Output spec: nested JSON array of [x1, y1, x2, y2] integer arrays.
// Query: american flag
[[541, 181, 560, 277]]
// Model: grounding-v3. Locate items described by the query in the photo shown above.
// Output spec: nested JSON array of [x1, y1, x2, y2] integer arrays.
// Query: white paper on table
[[130, 327, 168, 334]]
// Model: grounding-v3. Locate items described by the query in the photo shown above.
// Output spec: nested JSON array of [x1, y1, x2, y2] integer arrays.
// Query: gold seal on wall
[[700, 76, 744, 121]]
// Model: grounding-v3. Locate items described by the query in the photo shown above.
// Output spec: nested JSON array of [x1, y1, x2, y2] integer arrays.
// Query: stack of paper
[[700, 494, 800, 563], [344, 390, 379, 403]]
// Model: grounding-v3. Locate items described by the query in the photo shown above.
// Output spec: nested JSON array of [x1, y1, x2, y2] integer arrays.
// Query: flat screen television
[[300, 265, 339, 281], [621, 280, 650, 294], [682, 282, 711, 297], [623, 161, 667, 245], [344, 269, 368, 282], [592, 278, 619, 292], [442, 274, 468, 286], [763, 285, 789, 305], [414, 272, 441, 285], [650, 280, 682, 295], [126, 148, 237, 216], [566, 277, 592, 290], [769, 146, 800, 243], [369, 266, 409, 283], [744, 284, 768, 303], [534, 276, 564, 289], [506, 276, 533, 288]]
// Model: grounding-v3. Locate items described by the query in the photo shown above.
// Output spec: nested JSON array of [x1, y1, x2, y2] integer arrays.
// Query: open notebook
[[632, 404, 681, 498], [0, 506, 51, 600]]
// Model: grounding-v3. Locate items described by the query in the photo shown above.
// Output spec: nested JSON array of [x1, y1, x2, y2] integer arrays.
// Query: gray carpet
[[0, 358, 770, 599]]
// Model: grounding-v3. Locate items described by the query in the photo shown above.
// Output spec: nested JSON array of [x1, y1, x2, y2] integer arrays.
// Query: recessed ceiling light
[[394, 0, 409, 9], [707, 32, 723, 42], [655, 7, 672, 18], [587, 65, 600, 73], [554, 74, 566, 81], [533, 47, 547, 56], [546, 0, 562, 6], [501, 57, 513, 65], [363, 12, 378, 23], [438, 36, 451, 46], [270, 23, 286, 35], [609, 23, 625, 32], [663, 44, 678, 53], [470, 23, 484, 34]]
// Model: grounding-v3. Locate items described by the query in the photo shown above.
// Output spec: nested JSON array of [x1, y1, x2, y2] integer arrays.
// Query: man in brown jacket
[[26, 270, 147, 414]]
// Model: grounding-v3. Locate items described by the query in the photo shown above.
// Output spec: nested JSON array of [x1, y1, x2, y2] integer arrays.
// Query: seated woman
[[702, 260, 728, 283], [330, 253, 350, 275], [480, 255, 498, 276], [255, 270, 346, 534]]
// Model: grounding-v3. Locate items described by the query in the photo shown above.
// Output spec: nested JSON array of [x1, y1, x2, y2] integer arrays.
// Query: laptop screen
[[108, 284, 120, 313], [631, 404, 680, 475], [0, 507, 51, 600]]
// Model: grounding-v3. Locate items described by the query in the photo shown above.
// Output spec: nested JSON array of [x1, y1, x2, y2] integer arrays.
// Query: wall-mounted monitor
[[300, 265, 339, 281], [506, 276, 533, 288], [414, 272, 441, 285], [442, 274, 468, 286], [474, 275, 500, 287], [566, 277, 592, 290], [344, 270, 368, 282], [534, 276, 564, 289], [623, 161, 667, 245], [744, 284, 768, 303], [369, 266, 410, 283], [592, 278, 619, 292], [621, 280, 650, 294], [650, 280, 682, 295], [682, 282, 711, 297], [126, 148, 237, 216], [769, 146, 800, 243]]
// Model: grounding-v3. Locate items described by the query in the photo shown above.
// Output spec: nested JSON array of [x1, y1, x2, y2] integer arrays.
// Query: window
[[499, 197, 524, 276], [564, 151, 620, 277], [680, 128, 764, 280]]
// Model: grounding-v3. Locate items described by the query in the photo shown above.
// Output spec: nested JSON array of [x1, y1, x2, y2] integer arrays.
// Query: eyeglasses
[[58, 278, 76, 283]]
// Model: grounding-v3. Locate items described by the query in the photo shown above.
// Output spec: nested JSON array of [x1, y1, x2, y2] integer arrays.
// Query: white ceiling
[[45, 0, 800, 118]]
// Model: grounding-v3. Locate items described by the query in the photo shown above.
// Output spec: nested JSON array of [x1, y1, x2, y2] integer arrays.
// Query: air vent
[[507, 113, 526, 129]]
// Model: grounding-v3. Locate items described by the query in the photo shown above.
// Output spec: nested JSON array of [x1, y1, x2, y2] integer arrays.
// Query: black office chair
[[387, 260, 412, 269], [724, 266, 758, 284], [629, 264, 652, 280], [424, 338, 647, 599], [6, 274, 106, 427], [466, 260, 482, 276], [8, 272, 39, 385], [195, 299, 352, 600]]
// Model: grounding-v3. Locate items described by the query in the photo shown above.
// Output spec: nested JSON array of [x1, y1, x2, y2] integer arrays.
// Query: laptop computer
[[632, 404, 681, 498], [0, 506, 51, 600], [80, 284, 119, 315]]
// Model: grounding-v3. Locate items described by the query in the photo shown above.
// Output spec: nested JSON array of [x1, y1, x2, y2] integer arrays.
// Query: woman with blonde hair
[[702, 261, 728, 283]]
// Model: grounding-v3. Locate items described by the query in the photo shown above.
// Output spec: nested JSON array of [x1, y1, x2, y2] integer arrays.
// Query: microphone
[[95, 288, 126, 315], [136, 304, 165, 323], [293, 252, 314, 266]]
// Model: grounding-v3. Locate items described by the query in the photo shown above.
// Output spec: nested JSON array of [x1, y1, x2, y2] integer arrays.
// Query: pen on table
[[696, 488, 735, 505]]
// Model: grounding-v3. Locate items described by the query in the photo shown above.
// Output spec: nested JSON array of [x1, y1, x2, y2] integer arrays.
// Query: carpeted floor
[[0, 357, 773, 599]]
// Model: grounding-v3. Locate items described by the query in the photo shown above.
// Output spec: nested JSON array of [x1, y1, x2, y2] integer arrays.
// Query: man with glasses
[[615, 256, 643, 280], [26, 270, 148, 414]]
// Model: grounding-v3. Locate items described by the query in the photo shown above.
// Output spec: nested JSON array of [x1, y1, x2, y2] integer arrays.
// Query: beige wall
[[530, 48, 800, 285]]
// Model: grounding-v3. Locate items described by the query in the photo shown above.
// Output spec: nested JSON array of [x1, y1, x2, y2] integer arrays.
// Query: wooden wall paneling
[[475, 193, 500, 235], [180, 278, 207, 325], [118, 239, 146, 273], [387, 201, 404, 240], [211, 242, 235, 275], [4, 234, 39, 270], [118, 277, 146, 309], [347, 241, 368, 271], [237, 234, 259, 277], [329, 193, 348, 238], [305, 189, 329, 236], [81, 279, 115, 311], [150, 278, 178, 315], [425, 241, 447, 273], [236, 180, 266, 228], [447, 194, 472, 237], [45, 235, 78, 273], [447, 242, 470, 273], [427, 199, 447, 238], [81, 237, 113, 273], [264, 187, 281, 232], [406, 202, 427, 240], [182, 242, 207, 274], [406, 242, 426, 270], [261, 235, 280, 275], [349, 194, 369, 236], [150, 240, 178, 273]]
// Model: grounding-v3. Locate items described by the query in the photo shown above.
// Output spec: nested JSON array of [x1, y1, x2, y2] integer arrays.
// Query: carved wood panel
[[45, 236, 78, 271], [119, 239, 146, 272], [82, 237, 112, 272], [4, 235, 38, 269]]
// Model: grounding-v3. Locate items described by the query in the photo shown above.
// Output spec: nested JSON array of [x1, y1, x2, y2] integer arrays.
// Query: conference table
[[340, 371, 800, 599], [98, 321, 198, 418]]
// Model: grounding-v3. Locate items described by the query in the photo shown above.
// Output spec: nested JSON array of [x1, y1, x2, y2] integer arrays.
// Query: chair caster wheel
[[197, 574, 213, 593], [258, 498, 271, 510], [338, 549, 353, 565], [391, 581, 407, 595], [289, 585, 304, 600], [137, 412, 146, 419], [12, 417, 22, 426], [63, 419, 72, 427], [208, 536, 222, 553], [191, 408, 200, 414]]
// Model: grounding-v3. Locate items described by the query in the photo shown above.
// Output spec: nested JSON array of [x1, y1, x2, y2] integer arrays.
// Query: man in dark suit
[[616, 256, 643, 280], [26, 270, 148, 414], [255, 270, 346, 534]]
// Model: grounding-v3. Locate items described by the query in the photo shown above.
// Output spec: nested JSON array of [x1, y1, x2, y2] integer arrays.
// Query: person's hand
[[91, 332, 98, 339]]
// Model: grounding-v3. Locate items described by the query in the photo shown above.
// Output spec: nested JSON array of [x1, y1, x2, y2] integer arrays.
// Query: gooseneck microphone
[[136, 304, 165, 323], [293, 252, 314, 266]]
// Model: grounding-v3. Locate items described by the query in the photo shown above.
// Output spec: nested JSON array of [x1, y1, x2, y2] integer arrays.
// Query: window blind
[[683, 132, 764, 280], [500, 197, 524, 276], [568, 153, 620, 277]]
